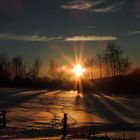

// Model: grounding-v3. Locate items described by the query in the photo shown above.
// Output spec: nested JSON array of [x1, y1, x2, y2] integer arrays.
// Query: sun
[[72, 64, 85, 77]]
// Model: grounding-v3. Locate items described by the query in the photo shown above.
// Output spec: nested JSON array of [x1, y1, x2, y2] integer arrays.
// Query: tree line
[[0, 53, 66, 82], [0, 53, 41, 81], [85, 42, 130, 79], [0, 42, 132, 82]]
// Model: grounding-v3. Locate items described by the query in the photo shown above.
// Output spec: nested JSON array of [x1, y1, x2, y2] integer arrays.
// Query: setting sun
[[72, 64, 85, 77]]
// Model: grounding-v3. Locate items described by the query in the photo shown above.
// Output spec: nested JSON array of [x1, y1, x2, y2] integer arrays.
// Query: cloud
[[92, 2, 123, 13], [0, 33, 62, 42], [61, 0, 104, 10], [0, 33, 117, 42], [65, 35, 117, 41], [61, 0, 126, 13], [128, 30, 140, 35]]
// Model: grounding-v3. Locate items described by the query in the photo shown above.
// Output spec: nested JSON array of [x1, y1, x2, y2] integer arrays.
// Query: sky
[[0, 0, 140, 70]]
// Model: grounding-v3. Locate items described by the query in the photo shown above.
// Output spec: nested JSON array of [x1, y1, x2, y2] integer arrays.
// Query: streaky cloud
[[61, 0, 126, 13], [128, 30, 140, 35], [0, 33, 117, 42], [61, 0, 104, 10], [92, 2, 123, 13], [0, 33, 62, 42], [65, 35, 117, 41]]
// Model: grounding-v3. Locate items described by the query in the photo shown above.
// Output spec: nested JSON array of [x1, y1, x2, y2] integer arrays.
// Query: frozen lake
[[0, 88, 140, 129]]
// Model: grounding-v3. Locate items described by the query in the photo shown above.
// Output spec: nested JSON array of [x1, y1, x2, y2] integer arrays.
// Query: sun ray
[[72, 64, 85, 77]]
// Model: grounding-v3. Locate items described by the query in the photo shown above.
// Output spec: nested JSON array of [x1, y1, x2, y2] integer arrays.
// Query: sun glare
[[72, 64, 85, 77]]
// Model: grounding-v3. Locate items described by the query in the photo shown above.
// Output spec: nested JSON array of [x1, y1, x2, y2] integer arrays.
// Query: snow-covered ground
[[0, 88, 140, 139], [0, 88, 139, 127]]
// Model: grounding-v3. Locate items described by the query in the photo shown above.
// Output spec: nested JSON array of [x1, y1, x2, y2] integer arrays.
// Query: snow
[[0, 88, 139, 127], [0, 88, 140, 138]]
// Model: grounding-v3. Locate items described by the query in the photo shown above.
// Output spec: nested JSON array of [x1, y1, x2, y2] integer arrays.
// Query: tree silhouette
[[85, 57, 94, 79], [95, 54, 103, 78], [30, 57, 42, 79], [11, 55, 25, 80], [48, 59, 64, 80], [103, 42, 130, 77], [0, 52, 11, 80]]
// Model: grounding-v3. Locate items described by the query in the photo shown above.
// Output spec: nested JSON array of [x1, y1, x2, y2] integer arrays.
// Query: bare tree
[[48, 59, 64, 80], [30, 57, 42, 79], [84, 57, 94, 79], [103, 42, 130, 77], [0, 52, 11, 80], [48, 59, 56, 80], [95, 54, 103, 78], [11, 55, 25, 79]]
